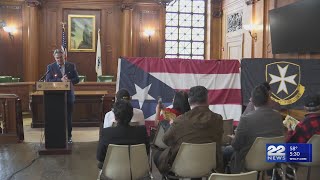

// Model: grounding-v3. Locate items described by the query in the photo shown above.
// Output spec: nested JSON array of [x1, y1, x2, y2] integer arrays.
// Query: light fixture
[[3, 26, 16, 40], [0, 20, 16, 40], [243, 24, 262, 42], [155, 0, 176, 6], [144, 29, 155, 42], [245, 0, 260, 5]]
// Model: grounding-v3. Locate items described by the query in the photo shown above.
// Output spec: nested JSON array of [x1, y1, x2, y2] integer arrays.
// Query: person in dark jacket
[[45, 49, 79, 143], [153, 86, 224, 174], [229, 85, 283, 173], [96, 100, 149, 169]]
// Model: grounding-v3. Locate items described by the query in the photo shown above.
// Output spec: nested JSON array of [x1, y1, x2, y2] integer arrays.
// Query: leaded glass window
[[165, 0, 206, 59]]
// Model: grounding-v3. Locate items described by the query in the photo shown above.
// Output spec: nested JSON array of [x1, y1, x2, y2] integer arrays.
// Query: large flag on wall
[[241, 58, 320, 109], [117, 57, 242, 126], [95, 30, 102, 76]]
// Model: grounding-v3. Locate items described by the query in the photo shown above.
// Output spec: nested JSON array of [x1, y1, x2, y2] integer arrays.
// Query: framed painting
[[68, 15, 96, 52]]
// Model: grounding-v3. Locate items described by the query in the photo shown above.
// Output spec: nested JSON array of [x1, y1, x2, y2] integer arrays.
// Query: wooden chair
[[0, 94, 24, 143]]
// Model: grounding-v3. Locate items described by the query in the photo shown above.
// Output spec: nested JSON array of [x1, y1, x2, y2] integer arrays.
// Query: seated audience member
[[243, 82, 281, 115], [103, 88, 144, 128], [153, 86, 224, 174], [154, 91, 190, 129], [96, 100, 149, 169], [286, 94, 320, 143], [229, 85, 283, 173]]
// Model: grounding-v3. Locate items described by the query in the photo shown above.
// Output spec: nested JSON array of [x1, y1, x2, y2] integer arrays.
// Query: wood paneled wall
[[0, 0, 164, 82], [132, 4, 164, 57], [39, 0, 164, 81], [0, 1, 23, 79], [221, 0, 320, 59]]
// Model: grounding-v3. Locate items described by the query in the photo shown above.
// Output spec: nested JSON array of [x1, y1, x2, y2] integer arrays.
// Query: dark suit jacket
[[243, 100, 281, 116], [45, 62, 79, 103], [158, 106, 224, 172], [96, 125, 150, 163], [230, 106, 283, 173]]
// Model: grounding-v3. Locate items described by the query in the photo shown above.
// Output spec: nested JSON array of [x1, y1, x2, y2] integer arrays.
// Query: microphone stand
[[39, 70, 50, 82]]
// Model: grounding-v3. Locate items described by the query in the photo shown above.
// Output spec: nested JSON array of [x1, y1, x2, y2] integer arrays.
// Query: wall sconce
[[3, 26, 17, 40], [144, 29, 155, 42], [155, 0, 176, 6], [0, 20, 16, 40], [245, 0, 260, 5], [243, 24, 262, 42]]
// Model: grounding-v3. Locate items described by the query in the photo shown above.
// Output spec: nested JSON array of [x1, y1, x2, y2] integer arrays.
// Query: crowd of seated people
[[96, 84, 320, 179]]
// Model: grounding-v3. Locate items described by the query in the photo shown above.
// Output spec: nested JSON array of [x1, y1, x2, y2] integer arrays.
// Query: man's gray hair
[[188, 86, 208, 105], [53, 49, 63, 55]]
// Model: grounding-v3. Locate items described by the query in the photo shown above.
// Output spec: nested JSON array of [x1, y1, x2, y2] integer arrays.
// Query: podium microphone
[[39, 69, 50, 81]]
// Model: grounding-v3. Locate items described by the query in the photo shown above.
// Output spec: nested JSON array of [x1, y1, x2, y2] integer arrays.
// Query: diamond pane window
[[165, 27, 178, 40], [165, 0, 206, 59], [165, 41, 178, 54]]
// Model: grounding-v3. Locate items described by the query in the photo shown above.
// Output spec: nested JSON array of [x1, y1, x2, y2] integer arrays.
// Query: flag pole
[[60, 22, 67, 61], [95, 28, 102, 80]]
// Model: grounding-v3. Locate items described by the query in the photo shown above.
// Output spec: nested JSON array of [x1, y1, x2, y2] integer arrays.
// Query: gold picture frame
[[68, 15, 96, 52]]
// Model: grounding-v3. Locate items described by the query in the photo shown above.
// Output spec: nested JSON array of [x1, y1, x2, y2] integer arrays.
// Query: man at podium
[[45, 49, 80, 143]]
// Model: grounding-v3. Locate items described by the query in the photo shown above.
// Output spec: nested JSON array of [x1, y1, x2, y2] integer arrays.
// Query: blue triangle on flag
[[119, 57, 175, 119]]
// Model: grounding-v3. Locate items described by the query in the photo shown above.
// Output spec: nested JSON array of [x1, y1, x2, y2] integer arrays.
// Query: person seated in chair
[[228, 85, 283, 173], [243, 82, 281, 116], [96, 100, 149, 169], [154, 91, 190, 131], [153, 86, 224, 174], [103, 88, 145, 128], [286, 94, 320, 143]]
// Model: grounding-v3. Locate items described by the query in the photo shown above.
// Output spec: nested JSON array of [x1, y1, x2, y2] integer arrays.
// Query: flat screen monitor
[[269, 0, 320, 54]]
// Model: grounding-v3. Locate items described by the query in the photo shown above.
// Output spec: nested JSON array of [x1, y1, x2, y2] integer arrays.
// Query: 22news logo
[[266, 144, 286, 162]]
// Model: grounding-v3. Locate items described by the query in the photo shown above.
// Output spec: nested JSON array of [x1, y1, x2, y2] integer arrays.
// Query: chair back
[[153, 124, 168, 149], [98, 75, 114, 82], [78, 75, 86, 82], [0, 76, 12, 83], [222, 119, 234, 145], [130, 144, 150, 179], [100, 144, 149, 180], [171, 142, 216, 178], [209, 171, 258, 180], [245, 136, 284, 171], [11, 77, 20, 82], [297, 134, 320, 166]]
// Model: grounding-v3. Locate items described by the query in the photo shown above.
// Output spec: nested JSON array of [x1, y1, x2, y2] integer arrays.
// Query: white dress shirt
[[103, 108, 145, 128]]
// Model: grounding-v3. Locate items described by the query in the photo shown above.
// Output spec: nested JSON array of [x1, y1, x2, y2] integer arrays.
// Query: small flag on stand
[[95, 29, 102, 76]]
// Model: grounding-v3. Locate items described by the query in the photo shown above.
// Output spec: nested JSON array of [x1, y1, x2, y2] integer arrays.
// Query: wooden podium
[[36, 82, 72, 155]]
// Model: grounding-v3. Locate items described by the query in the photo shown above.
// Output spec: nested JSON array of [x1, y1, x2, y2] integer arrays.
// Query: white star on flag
[[269, 65, 297, 94], [132, 84, 155, 108]]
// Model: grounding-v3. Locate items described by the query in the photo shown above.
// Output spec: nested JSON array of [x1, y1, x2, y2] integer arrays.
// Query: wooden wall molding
[[25, 0, 41, 7], [120, 3, 134, 11]]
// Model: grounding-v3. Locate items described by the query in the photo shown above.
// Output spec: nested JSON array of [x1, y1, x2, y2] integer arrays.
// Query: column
[[24, 0, 40, 82], [120, 3, 133, 57]]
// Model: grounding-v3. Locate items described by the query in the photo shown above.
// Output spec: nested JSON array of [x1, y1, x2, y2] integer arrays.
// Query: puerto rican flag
[[117, 57, 242, 128]]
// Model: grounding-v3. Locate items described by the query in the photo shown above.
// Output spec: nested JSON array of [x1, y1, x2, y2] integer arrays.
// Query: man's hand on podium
[[61, 75, 70, 82]]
